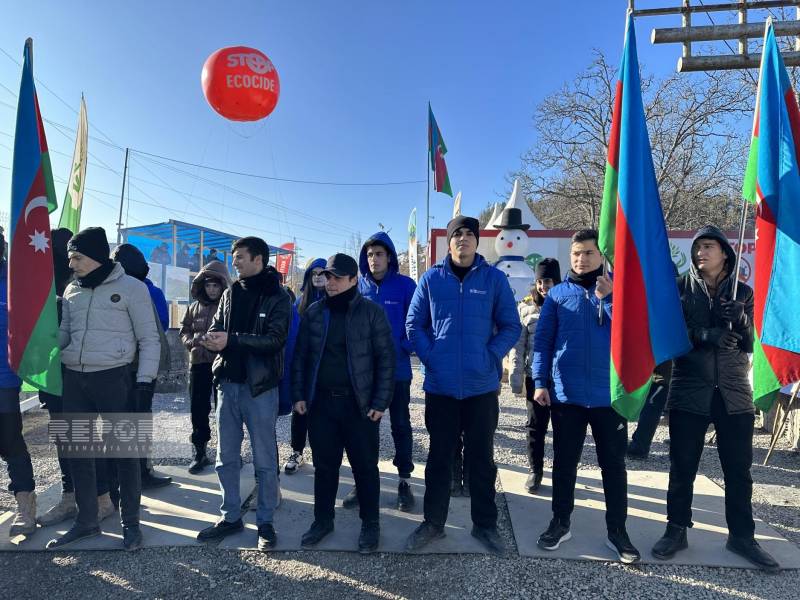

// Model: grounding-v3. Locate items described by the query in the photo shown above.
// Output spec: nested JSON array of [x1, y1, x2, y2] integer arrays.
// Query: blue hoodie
[[295, 258, 327, 312], [0, 263, 21, 389], [406, 253, 521, 399], [144, 278, 170, 330], [358, 232, 417, 381]]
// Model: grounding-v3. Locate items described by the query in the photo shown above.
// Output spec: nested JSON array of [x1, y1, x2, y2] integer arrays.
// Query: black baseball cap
[[322, 253, 358, 278]]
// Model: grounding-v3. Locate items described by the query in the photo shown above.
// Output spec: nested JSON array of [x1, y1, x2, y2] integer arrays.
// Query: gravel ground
[[1, 368, 799, 599]]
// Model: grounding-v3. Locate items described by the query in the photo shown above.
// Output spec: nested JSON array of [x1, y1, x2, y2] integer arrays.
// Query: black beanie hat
[[447, 216, 480, 243], [534, 257, 561, 283], [112, 243, 149, 281], [67, 227, 110, 264]]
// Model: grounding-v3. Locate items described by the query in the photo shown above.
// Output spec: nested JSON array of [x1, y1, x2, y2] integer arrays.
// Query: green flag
[[58, 95, 87, 233]]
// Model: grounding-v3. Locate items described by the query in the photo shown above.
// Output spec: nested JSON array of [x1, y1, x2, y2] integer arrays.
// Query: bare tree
[[513, 51, 753, 231]]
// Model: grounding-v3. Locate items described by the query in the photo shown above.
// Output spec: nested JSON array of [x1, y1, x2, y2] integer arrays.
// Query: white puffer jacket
[[59, 263, 161, 382], [507, 298, 539, 395]]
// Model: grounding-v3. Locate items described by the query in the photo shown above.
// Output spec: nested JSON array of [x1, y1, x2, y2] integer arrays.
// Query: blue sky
[[0, 1, 729, 261]]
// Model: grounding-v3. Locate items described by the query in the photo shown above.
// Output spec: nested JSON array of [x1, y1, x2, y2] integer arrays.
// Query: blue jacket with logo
[[358, 232, 417, 382], [406, 253, 521, 399], [532, 277, 613, 408], [0, 263, 21, 389]]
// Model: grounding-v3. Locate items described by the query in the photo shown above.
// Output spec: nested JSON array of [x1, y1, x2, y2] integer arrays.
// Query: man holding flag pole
[[653, 18, 800, 573]]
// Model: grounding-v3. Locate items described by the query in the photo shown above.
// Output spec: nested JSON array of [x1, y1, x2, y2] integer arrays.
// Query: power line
[[129, 147, 426, 187]]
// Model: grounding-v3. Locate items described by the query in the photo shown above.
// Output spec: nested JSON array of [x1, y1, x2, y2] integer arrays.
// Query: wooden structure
[[630, 0, 800, 71]]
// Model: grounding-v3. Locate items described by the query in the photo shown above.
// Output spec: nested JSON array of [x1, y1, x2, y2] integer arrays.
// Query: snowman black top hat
[[495, 208, 530, 231]]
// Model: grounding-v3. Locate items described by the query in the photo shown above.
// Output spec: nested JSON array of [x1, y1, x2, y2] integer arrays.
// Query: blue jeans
[[0, 387, 34, 494], [216, 382, 279, 526]]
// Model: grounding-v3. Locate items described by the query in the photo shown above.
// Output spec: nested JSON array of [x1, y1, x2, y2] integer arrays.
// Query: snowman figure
[[494, 207, 535, 300]]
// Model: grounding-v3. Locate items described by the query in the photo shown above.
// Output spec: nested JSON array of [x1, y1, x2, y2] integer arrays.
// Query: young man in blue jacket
[[532, 229, 639, 564], [405, 216, 521, 555], [336, 232, 417, 512]]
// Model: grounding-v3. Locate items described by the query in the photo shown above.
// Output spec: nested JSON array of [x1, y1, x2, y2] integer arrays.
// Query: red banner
[[276, 242, 294, 276]]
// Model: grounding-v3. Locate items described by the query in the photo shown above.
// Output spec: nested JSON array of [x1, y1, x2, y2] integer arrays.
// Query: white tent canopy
[[505, 178, 545, 230]]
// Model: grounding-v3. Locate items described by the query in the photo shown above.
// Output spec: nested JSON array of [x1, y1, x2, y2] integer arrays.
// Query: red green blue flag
[[598, 14, 691, 421], [428, 104, 453, 197], [742, 20, 800, 411], [8, 39, 62, 394]]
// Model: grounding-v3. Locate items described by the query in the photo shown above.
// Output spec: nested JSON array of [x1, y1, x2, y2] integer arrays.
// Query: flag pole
[[731, 197, 749, 302], [426, 102, 431, 255]]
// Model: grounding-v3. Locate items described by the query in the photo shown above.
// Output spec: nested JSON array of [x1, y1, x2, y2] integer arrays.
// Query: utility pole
[[116, 147, 129, 244]]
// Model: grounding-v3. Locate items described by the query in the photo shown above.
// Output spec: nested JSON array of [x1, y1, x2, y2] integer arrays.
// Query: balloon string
[[226, 118, 269, 140]]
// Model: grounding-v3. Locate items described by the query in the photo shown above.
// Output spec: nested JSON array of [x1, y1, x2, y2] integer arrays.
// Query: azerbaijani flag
[[428, 104, 453, 197], [8, 39, 62, 394], [742, 20, 800, 411], [598, 14, 691, 421]]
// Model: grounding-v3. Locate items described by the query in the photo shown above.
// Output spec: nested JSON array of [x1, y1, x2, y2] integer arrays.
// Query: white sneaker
[[284, 451, 304, 475]]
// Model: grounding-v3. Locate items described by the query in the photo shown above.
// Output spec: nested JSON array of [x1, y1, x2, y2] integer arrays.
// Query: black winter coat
[[291, 291, 396, 416], [667, 226, 754, 416], [209, 267, 291, 398]]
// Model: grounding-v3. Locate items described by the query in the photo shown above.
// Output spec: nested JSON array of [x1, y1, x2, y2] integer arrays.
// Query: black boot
[[141, 458, 172, 490], [525, 470, 543, 494], [726, 536, 780, 573], [358, 521, 380, 554], [652, 523, 688, 560], [188, 443, 212, 475]]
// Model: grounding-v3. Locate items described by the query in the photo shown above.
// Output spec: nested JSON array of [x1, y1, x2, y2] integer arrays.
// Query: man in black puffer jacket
[[292, 253, 395, 554], [651, 225, 779, 572], [195, 237, 290, 553]]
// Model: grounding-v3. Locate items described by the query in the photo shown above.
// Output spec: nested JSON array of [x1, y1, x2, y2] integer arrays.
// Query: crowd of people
[[0, 216, 781, 571]]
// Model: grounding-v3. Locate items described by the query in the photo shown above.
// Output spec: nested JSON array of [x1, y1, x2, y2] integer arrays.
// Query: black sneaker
[[46, 523, 102, 550], [405, 521, 445, 552], [726, 536, 780, 573], [342, 486, 359, 509], [397, 480, 415, 512], [471, 525, 506, 556], [196, 518, 244, 541], [651, 523, 688, 560], [257, 523, 277, 551], [122, 525, 143, 551], [607, 528, 641, 564], [301, 520, 334, 548], [537, 518, 571, 551], [525, 471, 543, 494], [141, 470, 172, 490], [358, 521, 380, 554]]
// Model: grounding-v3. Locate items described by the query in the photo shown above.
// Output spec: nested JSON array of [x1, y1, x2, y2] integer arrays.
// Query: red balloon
[[201, 46, 280, 121]]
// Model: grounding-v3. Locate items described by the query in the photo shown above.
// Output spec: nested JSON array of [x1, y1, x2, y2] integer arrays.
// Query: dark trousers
[[389, 380, 414, 478], [308, 389, 380, 524], [41, 391, 74, 494], [423, 391, 499, 528], [550, 403, 628, 530], [62, 366, 141, 528], [43, 390, 110, 496], [189, 363, 215, 446], [667, 390, 755, 538], [0, 387, 34, 494], [290, 411, 309, 453], [629, 380, 669, 454], [524, 376, 551, 473]]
